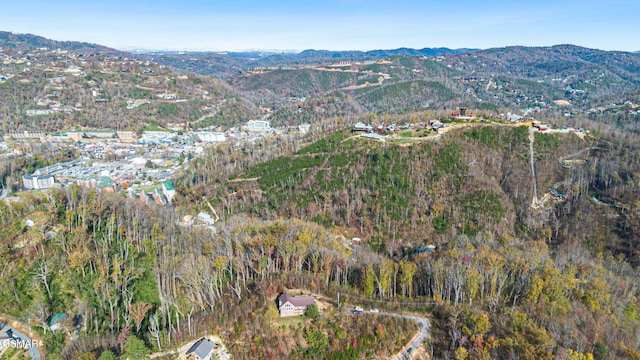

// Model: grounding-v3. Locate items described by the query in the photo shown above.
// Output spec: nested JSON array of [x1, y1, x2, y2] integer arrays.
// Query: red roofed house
[[278, 292, 315, 317]]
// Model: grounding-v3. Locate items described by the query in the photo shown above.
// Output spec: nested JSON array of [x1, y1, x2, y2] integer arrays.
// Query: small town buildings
[[506, 112, 522, 122], [77, 175, 117, 192], [186, 338, 217, 360], [278, 292, 315, 317], [23, 174, 55, 190], [428, 120, 443, 130], [116, 131, 137, 143], [85, 130, 117, 139], [195, 131, 226, 143], [137, 190, 169, 207], [67, 131, 84, 141], [8, 131, 48, 140], [157, 93, 177, 100], [129, 157, 148, 168]]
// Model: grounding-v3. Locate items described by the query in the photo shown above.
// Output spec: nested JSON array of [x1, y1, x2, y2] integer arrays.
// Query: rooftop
[[279, 292, 315, 307], [162, 181, 175, 191], [186, 338, 217, 359]]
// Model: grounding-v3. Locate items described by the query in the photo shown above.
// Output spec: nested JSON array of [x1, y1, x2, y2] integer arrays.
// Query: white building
[[162, 181, 176, 204], [298, 124, 311, 134], [23, 174, 55, 190], [246, 120, 271, 132], [197, 212, 214, 224], [196, 131, 226, 143], [353, 122, 373, 132]]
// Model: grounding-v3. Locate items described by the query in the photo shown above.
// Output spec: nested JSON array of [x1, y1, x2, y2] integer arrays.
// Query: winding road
[[385, 312, 430, 360], [348, 307, 431, 360], [0, 186, 8, 201], [529, 127, 602, 209], [0, 320, 41, 360], [529, 127, 539, 204]]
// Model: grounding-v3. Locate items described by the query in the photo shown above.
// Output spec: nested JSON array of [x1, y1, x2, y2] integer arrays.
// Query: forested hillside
[[195, 124, 637, 260], [0, 46, 258, 132], [0, 191, 418, 359], [143, 47, 473, 78], [2, 123, 640, 359], [224, 45, 640, 128]]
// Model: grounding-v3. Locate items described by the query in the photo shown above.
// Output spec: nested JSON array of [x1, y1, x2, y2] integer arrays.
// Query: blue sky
[[4, 0, 640, 52]]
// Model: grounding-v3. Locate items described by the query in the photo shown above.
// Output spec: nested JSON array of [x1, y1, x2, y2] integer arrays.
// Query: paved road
[[0, 322, 41, 360], [0, 186, 8, 201], [349, 309, 430, 360], [529, 127, 539, 203], [381, 312, 430, 360]]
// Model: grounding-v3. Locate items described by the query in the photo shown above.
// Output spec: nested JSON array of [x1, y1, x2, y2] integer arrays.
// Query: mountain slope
[[0, 45, 258, 132], [229, 45, 640, 120], [144, 47, 474, 78], [193, 124, 640, 263], [0, 31, 123, 55]]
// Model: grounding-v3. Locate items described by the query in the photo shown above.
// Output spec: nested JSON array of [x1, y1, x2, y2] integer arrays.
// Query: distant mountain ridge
[[3, 30, 640, 113], [136, 47, 474, 58], [0, 30, 475, 72], [0, 31, 125, 55], [295, 47, 475, 59], [141, 47, 476, 77]]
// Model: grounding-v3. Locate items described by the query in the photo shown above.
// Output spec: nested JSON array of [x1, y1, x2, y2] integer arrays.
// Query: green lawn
[[275, 316, 307, 327]]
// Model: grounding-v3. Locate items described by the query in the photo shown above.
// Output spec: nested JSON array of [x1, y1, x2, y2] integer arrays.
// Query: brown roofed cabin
[[278, 292, 315, 317]]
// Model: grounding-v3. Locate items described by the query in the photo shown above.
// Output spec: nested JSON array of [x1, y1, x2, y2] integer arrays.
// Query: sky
[[3, 0, 640, 52]]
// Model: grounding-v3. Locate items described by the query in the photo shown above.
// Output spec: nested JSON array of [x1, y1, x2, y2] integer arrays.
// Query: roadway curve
[[529, 128, 603, 209], [350, 308, 430, 360], [384, 312, 430, 360], [529, 127, 539, 203], [0, 319, 42, 360], [0, 186, 8, 201]]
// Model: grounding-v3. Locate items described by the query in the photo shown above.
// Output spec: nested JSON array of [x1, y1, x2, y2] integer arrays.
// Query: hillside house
[[49, 313, 68, 332], [278, 292, 315, 317], [186, 338, 217, 360], [198, 212, 214, 224], [352, 122, 373, 132]]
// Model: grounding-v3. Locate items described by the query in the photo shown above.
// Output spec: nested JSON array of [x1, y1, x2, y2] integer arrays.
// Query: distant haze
[[3, 0, 640, 52]]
